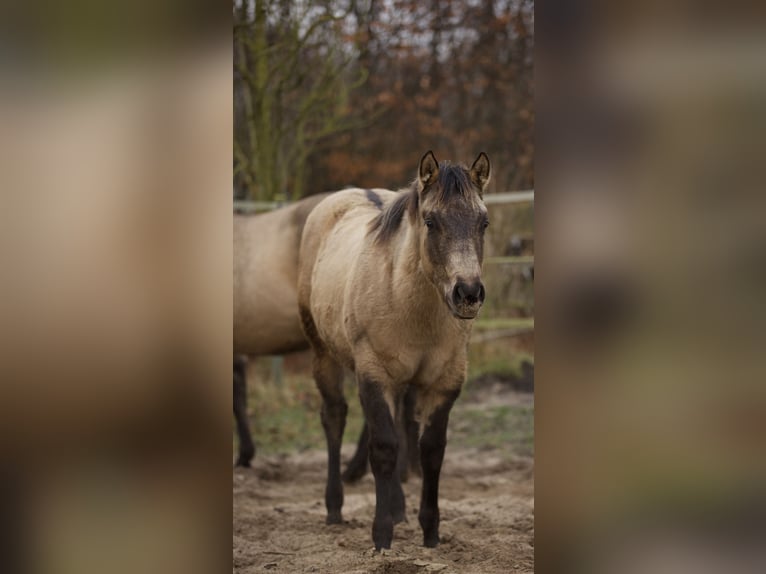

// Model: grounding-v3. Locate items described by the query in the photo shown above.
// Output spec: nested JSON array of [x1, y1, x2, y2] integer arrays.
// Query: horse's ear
[[418, 150, 439, 190], [470, 152, 491, 195]]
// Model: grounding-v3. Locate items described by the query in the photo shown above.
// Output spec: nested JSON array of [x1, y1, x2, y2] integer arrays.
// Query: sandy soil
[[233, 395, 534, 573]]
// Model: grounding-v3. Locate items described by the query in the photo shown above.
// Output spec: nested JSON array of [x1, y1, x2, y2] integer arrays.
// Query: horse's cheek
[[475, 235, 486, 266], [424, 235, 448, 280], [419, 241, 435, 278]]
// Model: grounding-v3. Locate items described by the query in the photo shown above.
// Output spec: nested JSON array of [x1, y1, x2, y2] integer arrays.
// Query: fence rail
[[483, 190, 534, 204], [233, 190, 534, 214], [485, 255, 534, 266]]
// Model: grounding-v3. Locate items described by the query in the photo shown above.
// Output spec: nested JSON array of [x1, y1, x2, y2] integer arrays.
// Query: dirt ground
[[233, 388, 534, 574]]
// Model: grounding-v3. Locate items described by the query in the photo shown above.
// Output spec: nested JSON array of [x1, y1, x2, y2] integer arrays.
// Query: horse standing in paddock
[[298, 151, 491, 549], [233, 194, 421, 474]]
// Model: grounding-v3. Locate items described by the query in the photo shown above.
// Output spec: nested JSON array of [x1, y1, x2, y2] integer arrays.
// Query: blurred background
[[536, 2, 766, 573], [233, 0, 534, 200], [0, 3, 232, 574]]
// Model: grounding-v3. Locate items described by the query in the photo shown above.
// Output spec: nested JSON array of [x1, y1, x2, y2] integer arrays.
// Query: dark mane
[[368, 163, 474, 244], [369, 186, 418, 244]]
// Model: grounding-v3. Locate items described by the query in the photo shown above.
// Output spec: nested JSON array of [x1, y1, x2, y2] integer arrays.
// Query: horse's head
[[416, 151, 491, 320]]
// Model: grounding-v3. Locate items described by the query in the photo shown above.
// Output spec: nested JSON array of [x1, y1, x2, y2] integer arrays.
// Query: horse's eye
[[425, 219, 434, 230], [483, 219, 490, 229]]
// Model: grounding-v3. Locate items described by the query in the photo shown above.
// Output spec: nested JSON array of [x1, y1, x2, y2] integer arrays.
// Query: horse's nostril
[[453, 281, 484, 306], [452, 285, 462, 306]]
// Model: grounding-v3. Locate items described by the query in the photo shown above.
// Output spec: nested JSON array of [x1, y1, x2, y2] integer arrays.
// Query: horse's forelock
[[432, 163, 475, 204]]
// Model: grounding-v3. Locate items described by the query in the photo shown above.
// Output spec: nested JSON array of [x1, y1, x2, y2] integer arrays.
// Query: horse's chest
[[417, 345, 465, 386], [371, 336, 464, 388]]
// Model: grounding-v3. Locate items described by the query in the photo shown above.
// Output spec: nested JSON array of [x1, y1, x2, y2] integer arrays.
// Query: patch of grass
[[450, 403, 534, 457], [466, 349, 534, 382], [473, 317, 534, 331], [235, 366, 366, 456]]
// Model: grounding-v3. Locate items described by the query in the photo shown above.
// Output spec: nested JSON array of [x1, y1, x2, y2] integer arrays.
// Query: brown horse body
[[232, 194, 326, 466], [298, 151, 490, 549], [234, 196, 327, 357]]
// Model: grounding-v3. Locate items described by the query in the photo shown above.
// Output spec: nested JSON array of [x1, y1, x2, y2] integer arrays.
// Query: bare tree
[[234, 0, 370, 200]]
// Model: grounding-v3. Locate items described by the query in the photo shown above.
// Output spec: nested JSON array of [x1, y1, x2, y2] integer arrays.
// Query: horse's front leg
[[358, 375, 405, 550], [418, 388, 460, 547]]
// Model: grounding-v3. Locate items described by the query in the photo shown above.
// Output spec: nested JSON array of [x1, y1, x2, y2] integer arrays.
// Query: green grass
[[235, 355, 534, 459], [450, 403, 534, 457], [243, 373, 366, 455], [473, 317, 534, 331], [466, 350, 534, 381]]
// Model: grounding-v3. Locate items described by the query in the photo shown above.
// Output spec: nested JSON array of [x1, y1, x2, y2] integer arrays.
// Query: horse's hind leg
[[395, 391, 412, 484], [344, 389, 412, 485], [342, 422, 369, 484], [418, 388, 460, 547], [359, 375, 406, 550], [403, 385, 421, 479], [314, 353, 347, 524], [233, 356, 255, 467]]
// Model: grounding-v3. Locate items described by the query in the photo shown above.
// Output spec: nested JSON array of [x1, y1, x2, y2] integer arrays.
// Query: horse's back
[[234, 194, 328, 356], [300, 187, 394, 262]]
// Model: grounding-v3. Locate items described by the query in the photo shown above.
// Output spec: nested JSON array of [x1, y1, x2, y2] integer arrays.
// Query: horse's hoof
[[372, 518, 394, 550], [393, 511, 407, 525], [326, 512, 343, 525], [423, 535, 439, 548], [235, 447, 255, 468]]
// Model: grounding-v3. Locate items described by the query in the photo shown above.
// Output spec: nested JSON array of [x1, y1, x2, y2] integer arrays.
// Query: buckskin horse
[[298, 151, 491, 549]]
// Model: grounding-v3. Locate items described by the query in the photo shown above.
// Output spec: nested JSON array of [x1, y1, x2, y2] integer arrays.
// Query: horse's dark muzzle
[[453, 279, 485, 309]]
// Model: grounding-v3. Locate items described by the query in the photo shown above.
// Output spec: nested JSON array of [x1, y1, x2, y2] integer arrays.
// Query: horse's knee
[[321, 400, 348, 436], [369, 435, 398, 477], [322, 399, 348, 418], [419, 441, 446, 475], [420, 432, 446, 456]]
